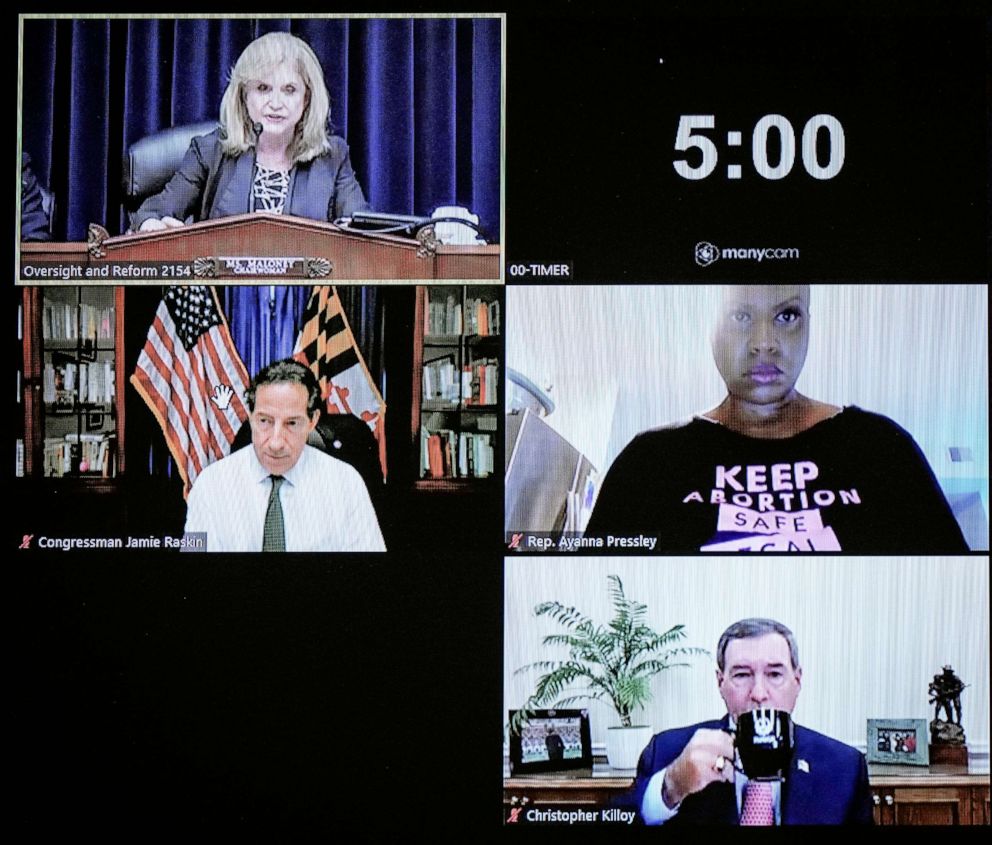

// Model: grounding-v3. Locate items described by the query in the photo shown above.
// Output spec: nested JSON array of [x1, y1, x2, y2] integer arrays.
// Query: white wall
[[507, 285, 989, 527], [504, 556, 990, 754]]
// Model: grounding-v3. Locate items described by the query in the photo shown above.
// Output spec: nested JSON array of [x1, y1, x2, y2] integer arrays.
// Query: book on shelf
[[43, 303, 114, 342], [43, 303, 74, 341], [463, 358, 499, 406], [424, 294, 500, 337], [457, 432, 494, 478], [422, 356, 460, 404], [421, 428, 493, 479], [423, 358, 498, 406], [422, 429, 456, 479], [425, 293, 462, 336], [43, 361, 115, 405], [463, 298, 500, 337], [43, 433, 116, 478], [80, 303, 114, 341]]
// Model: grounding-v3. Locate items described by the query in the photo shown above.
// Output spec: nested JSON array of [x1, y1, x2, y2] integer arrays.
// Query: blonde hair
[[218, 32, 332, 164]]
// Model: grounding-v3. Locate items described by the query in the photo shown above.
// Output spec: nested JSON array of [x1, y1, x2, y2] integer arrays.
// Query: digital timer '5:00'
[[673, 114, 845, 181]]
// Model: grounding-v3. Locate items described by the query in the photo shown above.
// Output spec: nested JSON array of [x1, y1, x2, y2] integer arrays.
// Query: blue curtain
[[220, 286, 383, 392], [222, 286, 310, 378], [21, 17, 501, 242]]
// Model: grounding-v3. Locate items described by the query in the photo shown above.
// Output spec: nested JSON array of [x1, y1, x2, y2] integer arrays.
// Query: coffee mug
[[734, 708, 795, 780]]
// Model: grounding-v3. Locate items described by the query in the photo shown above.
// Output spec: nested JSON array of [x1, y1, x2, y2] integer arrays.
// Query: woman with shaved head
[[585, 285, 968, 552]]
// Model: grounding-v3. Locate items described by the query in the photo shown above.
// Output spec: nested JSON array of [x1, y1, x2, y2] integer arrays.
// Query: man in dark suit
[[545, 726, 565, 762], [630, 618, 872, 825], [21, 153, 52, 242]]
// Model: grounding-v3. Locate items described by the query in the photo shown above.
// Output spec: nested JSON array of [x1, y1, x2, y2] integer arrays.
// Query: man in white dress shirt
[[184, 359, 386, 552]]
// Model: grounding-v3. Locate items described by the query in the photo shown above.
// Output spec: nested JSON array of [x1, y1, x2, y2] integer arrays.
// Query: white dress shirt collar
[[246, 444, 309, 488]]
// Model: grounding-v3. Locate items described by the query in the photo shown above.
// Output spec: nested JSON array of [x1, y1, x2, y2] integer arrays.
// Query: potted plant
[[512, 575, 707, 770]]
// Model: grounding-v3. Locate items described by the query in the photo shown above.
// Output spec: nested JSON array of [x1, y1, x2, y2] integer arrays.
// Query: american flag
[[293, 286, 386, 476], [130, 286, 251, 496]]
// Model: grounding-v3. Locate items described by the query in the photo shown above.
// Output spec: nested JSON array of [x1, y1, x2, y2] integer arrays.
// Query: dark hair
[[716, 618, 800, 672], [245, 358, 321, 415]]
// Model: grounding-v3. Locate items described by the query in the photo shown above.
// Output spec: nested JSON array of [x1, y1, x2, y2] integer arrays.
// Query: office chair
[[121, 121, 218, 231]]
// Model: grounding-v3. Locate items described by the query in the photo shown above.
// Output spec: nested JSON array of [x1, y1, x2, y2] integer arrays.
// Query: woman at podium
[[134, 32, 369, 232]]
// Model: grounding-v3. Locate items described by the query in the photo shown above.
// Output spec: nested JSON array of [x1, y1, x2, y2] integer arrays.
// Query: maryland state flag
[[293, 286, 387, 476]]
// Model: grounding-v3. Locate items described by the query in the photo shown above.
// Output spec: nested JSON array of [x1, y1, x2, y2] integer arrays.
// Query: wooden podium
[[20, 213, 501, 283]]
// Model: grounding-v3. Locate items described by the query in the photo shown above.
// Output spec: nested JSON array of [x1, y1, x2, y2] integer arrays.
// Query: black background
[[504, 13, 988, 281], [10, 3, 990, 837]]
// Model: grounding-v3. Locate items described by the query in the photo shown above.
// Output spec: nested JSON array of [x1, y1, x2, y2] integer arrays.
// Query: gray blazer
[[133, 128, 370, 229]]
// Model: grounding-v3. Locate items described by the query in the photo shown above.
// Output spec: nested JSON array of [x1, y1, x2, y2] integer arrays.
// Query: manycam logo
[[695, 241, 720, 267], [694, 241, 800, 267]]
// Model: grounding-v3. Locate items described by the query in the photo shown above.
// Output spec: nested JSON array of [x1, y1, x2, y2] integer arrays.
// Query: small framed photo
[[866, 719, 930, 766], [508, 709, 593, 775]]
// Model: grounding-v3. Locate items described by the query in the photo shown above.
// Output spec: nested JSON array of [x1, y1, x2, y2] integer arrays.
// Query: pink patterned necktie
[[740, 781, 775, 826]]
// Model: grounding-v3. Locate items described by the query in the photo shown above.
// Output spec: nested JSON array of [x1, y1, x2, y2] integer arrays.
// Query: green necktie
[[262, 475, 286, 552]]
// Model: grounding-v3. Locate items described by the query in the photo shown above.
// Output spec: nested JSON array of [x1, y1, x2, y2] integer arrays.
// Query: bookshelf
[[19, 287, 126, 488], [411, 286, 502, 490]]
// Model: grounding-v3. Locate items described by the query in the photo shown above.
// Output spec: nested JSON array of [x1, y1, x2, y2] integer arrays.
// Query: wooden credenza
[[504, 762, 631, 808], [504, 760, 991, 825], [869, 765, 990, 826]]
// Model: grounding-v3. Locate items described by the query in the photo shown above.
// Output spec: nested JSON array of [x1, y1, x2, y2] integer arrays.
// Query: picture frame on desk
[[867, 719, 930, 766], [508, 709, 593, 775]]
